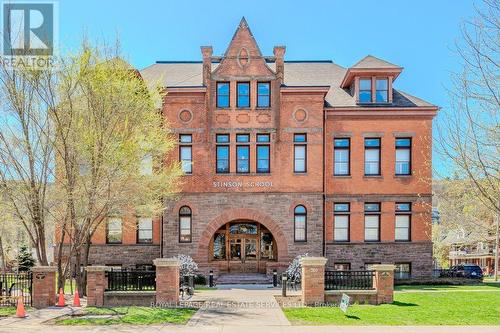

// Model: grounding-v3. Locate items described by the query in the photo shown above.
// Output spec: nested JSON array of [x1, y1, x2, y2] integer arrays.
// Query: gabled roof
[[351, 55, 402, 69], [140, 60, 435, 108]]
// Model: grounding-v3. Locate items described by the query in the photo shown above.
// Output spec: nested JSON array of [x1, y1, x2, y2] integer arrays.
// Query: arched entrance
[[209, 220, 277, 273]]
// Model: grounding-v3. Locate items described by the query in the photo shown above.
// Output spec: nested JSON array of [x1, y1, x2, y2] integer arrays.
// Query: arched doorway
[[209, 220, 277, 273]]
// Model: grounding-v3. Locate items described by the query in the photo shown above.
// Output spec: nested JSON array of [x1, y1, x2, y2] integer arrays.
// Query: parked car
[[447, 264, 483, 279]]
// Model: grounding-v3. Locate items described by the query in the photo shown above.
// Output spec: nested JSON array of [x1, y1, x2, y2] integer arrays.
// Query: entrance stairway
[[216, 273, 273, 285]]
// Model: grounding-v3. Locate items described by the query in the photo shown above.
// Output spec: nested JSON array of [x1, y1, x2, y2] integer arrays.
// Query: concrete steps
[[216, 273, 272, 285]]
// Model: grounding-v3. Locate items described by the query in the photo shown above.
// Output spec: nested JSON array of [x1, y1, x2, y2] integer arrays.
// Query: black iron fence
[[106, 270, 155, 291], [324, 270, 375, 290], [0, 273, 32, 306]]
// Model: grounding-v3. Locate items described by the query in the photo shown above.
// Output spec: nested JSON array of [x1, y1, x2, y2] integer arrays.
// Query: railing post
[[372, 264, 395, 304], [209, 270, 214, 287], [31, 266, 56, 309], [300, 257, 328, 306], [86, 266, 108, 307], [153, 258, 180, 305], [281, 273, 287, 296], [273, 269, 278, 287]]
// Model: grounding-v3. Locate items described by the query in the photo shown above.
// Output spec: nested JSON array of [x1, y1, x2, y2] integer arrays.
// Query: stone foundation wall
[[326, 242, 433, 278], [59, 244, 160, 269], [104, 291, 156, 306], [325, 291, 377, 305]]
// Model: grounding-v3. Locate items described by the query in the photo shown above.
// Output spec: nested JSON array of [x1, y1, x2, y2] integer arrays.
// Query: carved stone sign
[[35, 273, 46, 280], [213, 181, 273, 188]]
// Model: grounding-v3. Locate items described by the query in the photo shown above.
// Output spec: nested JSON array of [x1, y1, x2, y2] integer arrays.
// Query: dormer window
[[359, 78, 372, 103], [376, 78, 388, 103]]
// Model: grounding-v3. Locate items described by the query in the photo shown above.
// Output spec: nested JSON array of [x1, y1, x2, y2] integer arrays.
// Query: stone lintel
[[153, 258, 180, 267], [300, 257, 328, 266]]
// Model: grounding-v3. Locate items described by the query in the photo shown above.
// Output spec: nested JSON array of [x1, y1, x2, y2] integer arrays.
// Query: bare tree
[[0, 64, 55, 266], [437, 0, 499, 279]]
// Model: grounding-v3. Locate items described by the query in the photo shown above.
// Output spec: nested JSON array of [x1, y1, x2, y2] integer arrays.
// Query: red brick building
[[66, 18, 438, 279]]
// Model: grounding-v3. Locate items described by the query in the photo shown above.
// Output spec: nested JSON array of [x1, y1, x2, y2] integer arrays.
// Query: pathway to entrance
[[187, 284, 292, 327]]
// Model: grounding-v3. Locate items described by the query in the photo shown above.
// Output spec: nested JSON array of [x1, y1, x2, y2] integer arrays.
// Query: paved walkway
[[187, 284, 291, 327]]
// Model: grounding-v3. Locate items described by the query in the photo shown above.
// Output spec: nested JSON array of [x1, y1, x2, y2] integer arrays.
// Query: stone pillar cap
[[85, 266, 109, 272], [153, 258, 180, 267], [300, 257, 328, 266], [371, 264, 395, 271], [32, 266, 57, 273]]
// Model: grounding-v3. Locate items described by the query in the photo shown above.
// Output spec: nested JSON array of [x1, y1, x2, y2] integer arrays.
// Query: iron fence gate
[[0, 272, 32, 306], [324, 270, 375, 290]]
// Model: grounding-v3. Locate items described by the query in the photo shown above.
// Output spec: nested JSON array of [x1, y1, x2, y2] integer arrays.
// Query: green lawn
[[55, 306, 197, 325], [283, 285, 500, 325], [0, 307, 17, 317]]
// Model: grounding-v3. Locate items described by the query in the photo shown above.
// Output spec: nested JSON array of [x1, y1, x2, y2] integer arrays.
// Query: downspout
[[160, 202, 164, 258], [322, 109, 326, 257]]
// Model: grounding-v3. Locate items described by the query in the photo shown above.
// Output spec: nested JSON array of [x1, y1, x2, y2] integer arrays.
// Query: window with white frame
[[137, 217, 153, 243]]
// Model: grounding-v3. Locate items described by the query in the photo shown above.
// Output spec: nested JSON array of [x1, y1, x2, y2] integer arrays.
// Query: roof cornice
[[281, 86, 330, 94], [165, 86, 206, 93], [325, 107, 438, 118]]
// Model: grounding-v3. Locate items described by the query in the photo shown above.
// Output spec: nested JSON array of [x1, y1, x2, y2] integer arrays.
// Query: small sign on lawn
[[339, 293, 350, 313]]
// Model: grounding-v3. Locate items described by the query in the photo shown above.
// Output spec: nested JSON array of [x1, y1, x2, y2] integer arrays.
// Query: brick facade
[[55, 18, 438, 280]]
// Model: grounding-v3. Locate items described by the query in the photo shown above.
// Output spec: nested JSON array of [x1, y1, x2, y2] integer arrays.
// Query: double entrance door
[[229, 237, 258, 273]]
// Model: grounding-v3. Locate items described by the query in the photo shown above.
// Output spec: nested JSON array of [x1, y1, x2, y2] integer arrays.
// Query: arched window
[[179, 206, 192, 243], [294, 205, 307, 242]]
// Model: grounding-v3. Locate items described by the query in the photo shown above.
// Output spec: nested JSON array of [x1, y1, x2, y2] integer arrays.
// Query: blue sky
[[59, 0, 477, 177]]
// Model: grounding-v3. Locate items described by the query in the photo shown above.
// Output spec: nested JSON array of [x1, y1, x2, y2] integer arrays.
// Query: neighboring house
[[55, 18, 438, 279], [446, 231, 498, 275]]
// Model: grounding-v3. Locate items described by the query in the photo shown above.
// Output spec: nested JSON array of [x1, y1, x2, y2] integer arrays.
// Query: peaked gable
[[213, 17, 274, 78]]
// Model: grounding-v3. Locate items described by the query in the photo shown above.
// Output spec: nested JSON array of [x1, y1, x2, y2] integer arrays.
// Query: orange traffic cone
[[73, 290, 81, 307], [56, 288, 65, 307], [16, 296, 27, 318]]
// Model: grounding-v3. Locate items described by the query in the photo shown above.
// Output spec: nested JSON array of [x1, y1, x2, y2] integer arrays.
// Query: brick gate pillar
[[86, 266, 108, 307], [154, 258, 180, 305], [372, 264, 395, 304], [32, 266, 57, 308], [300, 257, 328, 306]]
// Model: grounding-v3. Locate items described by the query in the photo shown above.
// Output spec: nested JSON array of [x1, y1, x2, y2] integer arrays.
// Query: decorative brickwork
[[300, 257, 328, 306], [32, 266, 56, 309], [154, 258, 180, 304], [86, 266, 108, 307]]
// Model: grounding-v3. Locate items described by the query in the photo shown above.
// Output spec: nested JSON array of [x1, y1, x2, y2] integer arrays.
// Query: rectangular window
[[179, 216, 191, 243], [216, 82, 230, 108], [236, 134, 250, 143], [140, 154, 153, 176], [137, 217, 153, 244], [364, 203, 380, 242], [395, 138, 411, 175], [216, 134, 230, 174], [107, 218, 122, 244], [334, 203, 350, 242], [334, 263, 351, 271], [256, 145, 270, 173], [334, 138, 350, 175], [364, 138, 381, 176], [359, 78, 372, 103], [294, 134, 307, 173], [395, 263, 411, 279], [376, 78, 389, 103], [179, 134, 192, 174], [257, 82, 270, 108], [395, 202, 411, 241], [236, 146, 250, 173], [237, 82, 250, 108]]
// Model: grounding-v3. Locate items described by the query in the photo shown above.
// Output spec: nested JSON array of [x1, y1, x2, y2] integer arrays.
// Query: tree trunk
[[0, 237, 6, 273], [495, 214, 499, 282]]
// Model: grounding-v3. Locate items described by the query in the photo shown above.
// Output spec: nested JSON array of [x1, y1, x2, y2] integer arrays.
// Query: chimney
[[273, 45, 286, 83], [201, 46, 213, 86]]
